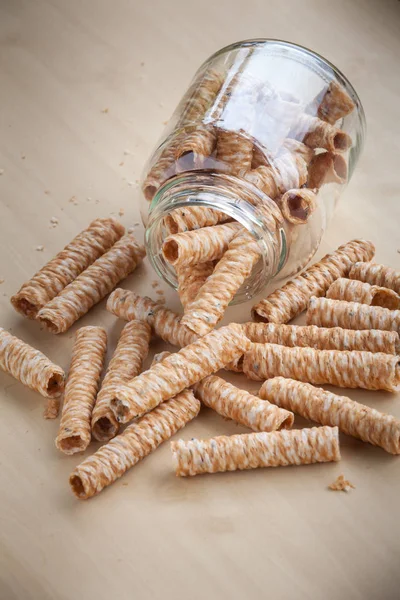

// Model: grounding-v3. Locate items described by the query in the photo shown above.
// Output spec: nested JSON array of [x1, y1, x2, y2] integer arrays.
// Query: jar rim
[[201, 38, 366, 139]]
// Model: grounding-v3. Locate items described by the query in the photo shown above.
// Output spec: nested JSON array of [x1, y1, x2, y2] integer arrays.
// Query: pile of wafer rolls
[[2, 201, 399, 500], [140, 73, 356, 328]]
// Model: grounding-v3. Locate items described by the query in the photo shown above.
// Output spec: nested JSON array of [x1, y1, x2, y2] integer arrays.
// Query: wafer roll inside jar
[[141, 39, 365, 303]]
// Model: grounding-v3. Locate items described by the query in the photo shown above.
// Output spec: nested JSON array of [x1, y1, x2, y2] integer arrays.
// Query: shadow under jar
[[141, 39, 365, 304]]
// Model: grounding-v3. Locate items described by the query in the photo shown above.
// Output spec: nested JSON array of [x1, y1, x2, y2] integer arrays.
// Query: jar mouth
[[145, 172, 286, 305]]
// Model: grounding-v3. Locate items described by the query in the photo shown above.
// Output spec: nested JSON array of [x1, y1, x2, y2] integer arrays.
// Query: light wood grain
[[1, 1, 400, 599]]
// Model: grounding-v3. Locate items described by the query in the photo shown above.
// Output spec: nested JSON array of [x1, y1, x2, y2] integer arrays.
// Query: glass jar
[[141, 39, 365, 303]]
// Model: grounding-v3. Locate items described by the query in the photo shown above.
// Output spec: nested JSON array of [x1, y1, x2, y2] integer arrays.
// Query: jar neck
[[145, 172, 287, 303]]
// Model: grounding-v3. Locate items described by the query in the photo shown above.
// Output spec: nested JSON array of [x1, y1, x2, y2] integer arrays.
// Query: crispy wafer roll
[[0, 327, 65, 398], [11, 218, 125, 318], [252, 238, 375, 323], [107, 289, 197, 347], [164, 206, 230, 234], [180, 68, 224, 125], [317, 81, 355, 124], [307, 152, 348, 188], [243, 151, 309, 199], [162, 222, 241, 267], [56, 326, 107, 454], [43, 398, 60, 420], [307, 297, 400, 335], [349, 262, 400, 295], [91, 321, 151, 442], [327, 278, 400, 309], [175, 126, 216, 170], [176, 261, 214, 309], [181, 230, 261, 336], [217, 130, 254, 174], [142, 133, 186, 202], [259, 377, 400, 455], [290, 113, 352, 152], [111, 324, 250, 424], [242, 322, 400, 354], [70, 389, 200, 499], [194, 375, 293, 431], [280, 188, 317, 224], [243, 343, 400, 391], [37, 234, 145, 334], [171, 426, 340, 476]]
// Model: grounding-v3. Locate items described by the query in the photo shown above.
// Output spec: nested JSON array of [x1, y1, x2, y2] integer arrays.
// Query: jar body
[[142, 39, 365, 302]]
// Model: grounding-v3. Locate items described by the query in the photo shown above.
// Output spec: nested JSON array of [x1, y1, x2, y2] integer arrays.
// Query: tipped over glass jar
[[140, 39, 365, 305]]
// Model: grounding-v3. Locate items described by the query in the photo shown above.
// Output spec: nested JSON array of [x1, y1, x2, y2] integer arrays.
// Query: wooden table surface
[[1, 1, 400, 599]]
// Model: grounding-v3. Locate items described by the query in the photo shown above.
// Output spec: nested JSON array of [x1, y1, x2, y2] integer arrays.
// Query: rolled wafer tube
[[91, 321, 151, 442], [327, 278, 400, 309], [179, 68, 224, 125], [242, 322, 400, 354], [259, 377, 400, 455], [37, 234, 145, 334], [290, 113, 352, 152], [349, 262, 400, 295], [216, 130, 254, 174], [307, 152, 348, 188], [142, 133, 187, 202], [111, 324, 250, 424], [70, 389, 200, 499], [11, 218, 125, 318], [56, 326, 107, 455], [163, 206, 230, 234], [43, 398, 60, 420], [0, 327, 65, 398], [194, 375, 294, 431], [176, 261, 215, 309], [181, 229, 261, 336], [280, 188, 317, 225], [252, 238, 375, 324], [243, 343, 400, 391], [307, 297, 400, 335], [171, 426, 340, 477], [162, 222, 241, 267], [243, 151, 309, 199], [107, 289, 197, 347], [317, 81, 355, 125], [175, 126, 216, 171]]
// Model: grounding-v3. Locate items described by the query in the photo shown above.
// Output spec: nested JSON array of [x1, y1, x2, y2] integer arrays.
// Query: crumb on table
[[329, 474, 355, 492], [35, 245, 44, 252]]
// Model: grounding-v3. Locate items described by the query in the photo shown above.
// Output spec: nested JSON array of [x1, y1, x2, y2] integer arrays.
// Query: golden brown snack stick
[[307, 297, 400, 335], [142, 133, 186, 202], [107, 289, 197, 347], [252, 238, 375, 323], [11, 218, 125, 318], [290, 113, 352, 152], [91, 321, 151, 442], [181, 229, 261, 336], [349, 262, 400, 295], [217, 130, 254, 174], [171, 426, 340, 476], [56, 326, 107, 455], [175, 126, 216, 170], [179, 68, 224, 125], [70, 389, 200, 499], [242, 322, 400, 354], [176, 261, 215, 309], [307, 152, 348, 188], [0, 327, 65, 398], [163, 206, 230, 234], [243, 343, 400, 391], [111, 324, 250, 424], [37, 234, 145, 334], [317, 81, 355, 124], [194, 375, 293, 431], [243, 151, 309, 199], [162, 222, 241, 267], [280, 188, 317, 224], [327, 278, 400, 309], [259, 377, 400, 455]]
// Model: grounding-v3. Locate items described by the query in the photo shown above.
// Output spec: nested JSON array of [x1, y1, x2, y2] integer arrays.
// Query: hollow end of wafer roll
[[333, 131, 352, 152], [162, 239, 180, 264], [281, 189, 317, 224], [37, 315, 62, 334], [69, 474, 88, 500], [56, 433, 90, 455], [91, 415, 119, 442], [370, 289, 400, 310], [45, 371, 65, 397], [11, 294, 41, 319]]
